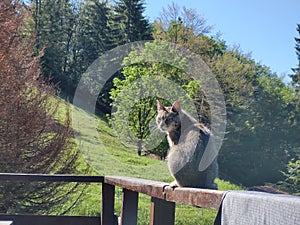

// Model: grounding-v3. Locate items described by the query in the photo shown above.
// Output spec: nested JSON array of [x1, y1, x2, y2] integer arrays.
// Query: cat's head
[[156, 100, 181, 132]]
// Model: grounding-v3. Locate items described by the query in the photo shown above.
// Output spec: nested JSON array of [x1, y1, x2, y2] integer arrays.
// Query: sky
[[144, 0, 300, 81]]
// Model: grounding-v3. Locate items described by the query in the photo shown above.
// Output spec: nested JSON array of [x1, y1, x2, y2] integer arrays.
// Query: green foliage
[[280, 154, 300, 195], [30, 0, 151, 97], [153, 4, 300, 186], [113, 0, 152, 43], [218, 57, 296, 186], [74, 0, 111, 78], [110, 41, 201, 156], [290, 24, 300, 89], [33, 0, 76, 93], [28, 0, 300, 189]]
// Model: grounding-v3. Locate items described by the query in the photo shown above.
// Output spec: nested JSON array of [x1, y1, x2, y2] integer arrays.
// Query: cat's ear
[[157, 100, 166, 111], [171, 101, 181, 112]]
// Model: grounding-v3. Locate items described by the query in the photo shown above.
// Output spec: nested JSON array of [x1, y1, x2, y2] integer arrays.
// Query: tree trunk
[[137, 139, 143, 156]]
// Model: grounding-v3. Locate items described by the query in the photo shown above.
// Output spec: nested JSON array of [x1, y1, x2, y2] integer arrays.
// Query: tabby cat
[[156, 100, 218, 189]]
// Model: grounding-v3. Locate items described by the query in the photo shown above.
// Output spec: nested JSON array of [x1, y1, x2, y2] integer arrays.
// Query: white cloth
[[215, 191, 300, 225]]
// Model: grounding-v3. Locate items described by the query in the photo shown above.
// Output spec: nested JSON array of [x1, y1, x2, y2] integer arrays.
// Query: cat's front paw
[[170, 180, 179, 188], [206, 182, 218, 190], [211, 182, 218, 190]]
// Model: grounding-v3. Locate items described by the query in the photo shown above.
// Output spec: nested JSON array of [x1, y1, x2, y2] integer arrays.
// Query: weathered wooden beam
[[0, 173, 104, 183], [104, 176, 225, 210], [101, 183, 116, 225], [120, 189, 139, 225], [150, 197, 175, 225], [104, 176, 167, 199], [164, 186, 224, 210]]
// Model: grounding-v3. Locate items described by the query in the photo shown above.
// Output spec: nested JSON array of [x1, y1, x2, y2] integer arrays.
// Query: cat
[[156, 100, 218, 189]]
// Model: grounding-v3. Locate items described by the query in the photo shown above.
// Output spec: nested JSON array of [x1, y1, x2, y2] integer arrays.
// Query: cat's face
[[156, 101, 181, 132]]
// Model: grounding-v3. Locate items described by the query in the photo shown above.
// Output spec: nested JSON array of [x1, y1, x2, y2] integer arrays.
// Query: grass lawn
[[65, 102, 244, 224]]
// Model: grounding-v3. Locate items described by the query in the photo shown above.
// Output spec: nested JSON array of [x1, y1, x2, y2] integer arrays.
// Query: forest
[[1, 0, 300, 216]]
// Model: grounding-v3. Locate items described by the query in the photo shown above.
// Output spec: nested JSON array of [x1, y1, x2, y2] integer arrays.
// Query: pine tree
[[77, 0, 110, 66], [111, 0, 152, 44], [290, 24, 300, 89], [32, 0, 77, 94], [72, 0, 111, 87]]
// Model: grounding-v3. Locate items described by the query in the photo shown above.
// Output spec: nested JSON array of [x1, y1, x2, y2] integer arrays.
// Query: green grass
[[62, 101, 244, 224], [71, 104, 170, 180]]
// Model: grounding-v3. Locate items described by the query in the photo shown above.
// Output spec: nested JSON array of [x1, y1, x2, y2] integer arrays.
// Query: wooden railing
[[103, 176, 224, 225], [0, 173, 225, 225]]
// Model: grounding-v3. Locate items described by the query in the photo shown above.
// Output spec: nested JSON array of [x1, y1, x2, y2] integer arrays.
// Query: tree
[[155, 2, 212, 44], [103, 0, 153, 114], [220, 70, 296, 185], [280, 156, 300, 195], [0, 0, 83, 214], [76, 0, 111, 68], [74, 0, 115, 113], [112, 0, 152, 44], [110, 41, 193, 156], [153, 3, 300, 186], [72, 0, 111, 91], [290, 24, 300, 89], [32, 0, 77, 94]]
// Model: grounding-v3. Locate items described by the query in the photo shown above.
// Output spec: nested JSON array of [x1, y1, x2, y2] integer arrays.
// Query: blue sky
[[144, 0, 300, 81]]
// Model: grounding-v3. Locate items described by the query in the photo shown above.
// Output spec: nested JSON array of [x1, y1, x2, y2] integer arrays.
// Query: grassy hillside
[[71, 105, 170, 180], [67, 102, 243, 224]]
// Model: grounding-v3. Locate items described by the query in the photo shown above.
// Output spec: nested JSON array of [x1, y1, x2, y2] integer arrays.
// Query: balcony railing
[[0, 173, 224, 225], [1, 173, 299, 225]]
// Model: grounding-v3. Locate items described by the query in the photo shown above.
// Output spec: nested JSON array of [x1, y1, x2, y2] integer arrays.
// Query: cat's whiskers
[[148, 121, 160, 132]]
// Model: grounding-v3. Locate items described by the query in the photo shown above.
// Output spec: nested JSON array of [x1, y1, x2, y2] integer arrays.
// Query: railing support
[[150, 197, 175, 225], [101, 183, 116, 225], [120, 188, 139, 225]]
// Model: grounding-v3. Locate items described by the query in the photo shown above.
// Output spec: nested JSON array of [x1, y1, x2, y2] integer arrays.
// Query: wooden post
[[150, 197, 175, 225], [120, 188, 139, 225], [101, 183, 116, 225]]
